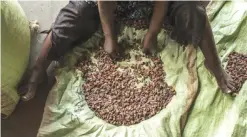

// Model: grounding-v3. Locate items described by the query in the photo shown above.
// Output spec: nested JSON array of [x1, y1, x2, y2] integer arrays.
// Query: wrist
[[146, 30, 159, 38], [104, 32, 117, 40], [147, 27, 161, 36]]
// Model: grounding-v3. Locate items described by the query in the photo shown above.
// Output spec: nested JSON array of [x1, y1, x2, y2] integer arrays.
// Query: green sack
[[1, 1, 30, 118], [37, 1, 247, 137]]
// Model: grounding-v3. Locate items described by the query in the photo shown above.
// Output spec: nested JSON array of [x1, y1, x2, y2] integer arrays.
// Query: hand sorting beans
[[226, 52, 247, 93], [77, 48, 175, 125]]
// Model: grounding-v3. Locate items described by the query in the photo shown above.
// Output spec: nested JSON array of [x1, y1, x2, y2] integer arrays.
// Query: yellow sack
[[1, 0, 30, 118]]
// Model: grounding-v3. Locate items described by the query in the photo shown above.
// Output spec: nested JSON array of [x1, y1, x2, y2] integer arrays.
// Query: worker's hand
[[143, 1, 168, 55], [104, 37, 118, 58], [143, 32, 157, 55]]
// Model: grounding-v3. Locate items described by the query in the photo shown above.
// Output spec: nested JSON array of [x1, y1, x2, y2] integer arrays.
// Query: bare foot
[[21, 69, 47, 101], [143, 32, 157, 55], [21, 82, 37, 101], [204, 61, 236, 93], [104, 37, 118, 58]]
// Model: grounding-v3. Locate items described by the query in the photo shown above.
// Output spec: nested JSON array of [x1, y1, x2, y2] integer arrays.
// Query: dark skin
[[21, 33, 52, 101], [98, 1, 118, 57], [98, 1, 168, 56], [143, 1, 169, 54], [200, 17, 235, 93], [22, 1, 235, 101], [98, 1, 236, 93]]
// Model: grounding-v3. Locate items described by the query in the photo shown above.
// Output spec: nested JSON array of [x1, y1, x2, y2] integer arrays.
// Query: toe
[[21, 84, 36, 101], [21, 94, 34, 101], [21, 95, 32, 101]]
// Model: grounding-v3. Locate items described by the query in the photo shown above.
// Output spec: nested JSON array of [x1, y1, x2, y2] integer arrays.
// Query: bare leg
[[199, 17, 236, 93], [21, 32, 52, 101], [143, 1, 169, 54], [98, 1, 118, 57]]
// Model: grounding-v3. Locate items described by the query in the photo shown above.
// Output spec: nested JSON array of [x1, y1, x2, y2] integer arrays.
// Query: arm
[[143, 1, 169, 54], [148, 1, 169, 35], [98, 1, 116, 39], [199, 17, 235, 93], [98, 1, 118, 56]]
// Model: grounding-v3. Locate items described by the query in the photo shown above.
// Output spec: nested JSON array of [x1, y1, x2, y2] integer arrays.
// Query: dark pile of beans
[[114, 1, 173, 31], [117, 18, 173, 31], [226, 52, 247, 92], [119, 19, 150, 30], [115, 6, 152, 30], [77, 48, 175, 125]]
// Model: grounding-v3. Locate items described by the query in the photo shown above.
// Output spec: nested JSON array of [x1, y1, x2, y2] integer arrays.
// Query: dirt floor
[[1, 80, 54, 137]]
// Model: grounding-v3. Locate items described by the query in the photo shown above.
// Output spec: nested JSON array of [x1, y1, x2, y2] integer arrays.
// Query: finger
[[143, 47, 151, 55], [221, 85, 232, 94], [227, 82, 236, 92], [231, 92, 238, 97], [109, 52, 117, 59]]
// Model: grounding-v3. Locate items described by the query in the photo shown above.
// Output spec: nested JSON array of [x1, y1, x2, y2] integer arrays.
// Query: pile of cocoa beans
[[226, 52, 247, 93], [77, 48, 175, 125]]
